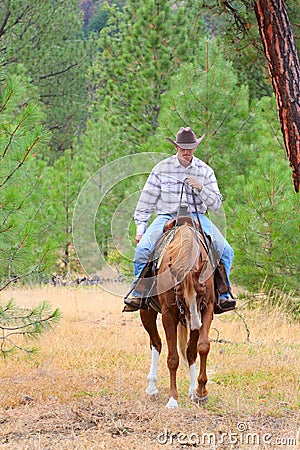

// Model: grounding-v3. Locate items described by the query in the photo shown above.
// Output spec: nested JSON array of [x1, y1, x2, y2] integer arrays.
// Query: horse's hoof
[[191, 392, 208, 404], [146, 387, 158, 397], [188, 387, 196, 398], [146, 381, 158, 397], [166, 397, 178, 408]]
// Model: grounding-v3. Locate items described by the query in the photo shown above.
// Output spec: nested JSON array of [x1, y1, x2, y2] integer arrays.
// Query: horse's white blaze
[[190, 293, 202, 330], [146, 346, 159, 396], [166, 397, 178, 408], [188, 362, 197, 398]]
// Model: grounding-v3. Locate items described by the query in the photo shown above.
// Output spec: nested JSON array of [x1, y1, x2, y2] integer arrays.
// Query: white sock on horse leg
[[189, 362, 197, 398], [166, 397, 179, 408], [146, 346, 159, 396]]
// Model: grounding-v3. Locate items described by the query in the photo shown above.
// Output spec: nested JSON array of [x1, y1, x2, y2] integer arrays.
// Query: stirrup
[[214, 297, 236, 314], [122, 297, 147, 312], [123, 304, 140, 312]]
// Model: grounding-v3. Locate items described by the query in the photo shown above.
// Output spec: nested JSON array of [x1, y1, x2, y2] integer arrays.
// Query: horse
[[140, 222, 214, 408]]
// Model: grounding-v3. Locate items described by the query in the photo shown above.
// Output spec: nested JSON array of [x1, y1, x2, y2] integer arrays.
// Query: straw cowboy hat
[[166, 127, 205, 149]]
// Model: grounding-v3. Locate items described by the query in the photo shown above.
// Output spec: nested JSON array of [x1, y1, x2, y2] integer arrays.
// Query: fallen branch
[[210, 309, 251, 343]]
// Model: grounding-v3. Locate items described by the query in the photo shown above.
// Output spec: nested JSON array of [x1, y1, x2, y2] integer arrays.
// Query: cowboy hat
[[166, 127, 205, 149]]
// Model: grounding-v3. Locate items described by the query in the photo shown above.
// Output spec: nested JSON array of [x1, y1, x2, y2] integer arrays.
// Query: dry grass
[[0, 286, 299, 449]]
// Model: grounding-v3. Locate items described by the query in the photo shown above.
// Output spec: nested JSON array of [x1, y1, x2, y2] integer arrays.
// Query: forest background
[[0, 0, 299, 320]]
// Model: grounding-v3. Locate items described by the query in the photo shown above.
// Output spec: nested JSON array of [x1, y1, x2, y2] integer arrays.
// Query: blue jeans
[[133, 214, 234, 298]]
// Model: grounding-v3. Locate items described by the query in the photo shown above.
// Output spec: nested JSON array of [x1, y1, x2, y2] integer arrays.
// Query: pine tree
[[92, 0, 207, 150], [225, 96, 300, 296], [156, 39, 252, 184], [43, 148, 93, 278], [0, 68, 61, 354], [0, 71, 59, 285], [196, 0, 299, 101], [0, 0, 91, 154], [253, 0, 300, 193]]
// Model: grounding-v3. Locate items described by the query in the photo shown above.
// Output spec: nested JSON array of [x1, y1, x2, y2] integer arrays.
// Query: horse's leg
[[140, 308, 161, 397], [186, 329, 200, 398], [194, 301, 213, 402], [187, 290, 203, 399], [162, 306, 180, 408]]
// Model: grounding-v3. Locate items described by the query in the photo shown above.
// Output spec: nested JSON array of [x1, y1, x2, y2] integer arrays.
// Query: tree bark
[[253, 0, 300, 192]]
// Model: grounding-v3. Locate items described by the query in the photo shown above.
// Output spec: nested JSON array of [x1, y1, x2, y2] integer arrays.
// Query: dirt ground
[[0, 286, 299, 449]]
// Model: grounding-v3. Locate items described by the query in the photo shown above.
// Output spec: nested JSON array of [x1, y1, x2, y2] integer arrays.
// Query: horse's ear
[[191, 263, 205, 281], [198, 261, 207, 273]]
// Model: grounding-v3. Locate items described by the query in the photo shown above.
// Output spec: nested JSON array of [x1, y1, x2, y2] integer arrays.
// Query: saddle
[[132, 216, 235, 315], [163, 216, 201, 232]]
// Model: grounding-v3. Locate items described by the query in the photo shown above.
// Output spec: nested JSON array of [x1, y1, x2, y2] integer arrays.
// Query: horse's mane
[[164, 224, 200, 304], [166, 224, 198, 265]]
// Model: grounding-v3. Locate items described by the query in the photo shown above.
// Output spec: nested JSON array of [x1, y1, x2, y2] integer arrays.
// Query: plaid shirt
[[134, 155, 223, 235]]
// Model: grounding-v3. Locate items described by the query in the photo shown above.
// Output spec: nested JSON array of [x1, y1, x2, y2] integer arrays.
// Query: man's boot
[[123, 297, 146, 312]]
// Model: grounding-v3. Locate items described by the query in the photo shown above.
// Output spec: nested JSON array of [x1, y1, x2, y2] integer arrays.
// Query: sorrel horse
[[140, 223, 214, 408]]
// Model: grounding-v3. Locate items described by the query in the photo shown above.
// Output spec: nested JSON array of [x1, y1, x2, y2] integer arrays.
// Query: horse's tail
[[177, 322, 189, 368]]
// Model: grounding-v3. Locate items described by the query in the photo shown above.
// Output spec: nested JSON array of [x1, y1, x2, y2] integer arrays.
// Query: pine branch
[[0, 276, 19, 292], [0, 300, 61, 357], [0, 175, 43, 236], [38, 62, 81, 80], [0, 86, 13, 114], [0, 8, 10, 38], [0, 108, 31, 161], [6, 6, 30, 35], [0, 136, 40, 188], [221, 0, 249, 34], [0, 248, 50, 292], [6, 199, 45, 278]]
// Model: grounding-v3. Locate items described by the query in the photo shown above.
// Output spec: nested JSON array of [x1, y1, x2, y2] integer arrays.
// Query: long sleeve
[[134, 170, 161, 235], [197, 169, 222, 211]]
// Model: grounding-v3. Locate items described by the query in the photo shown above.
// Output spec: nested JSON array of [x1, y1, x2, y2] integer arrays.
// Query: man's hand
[[135, 234, 143, 244], [186, 176, 203, 192]]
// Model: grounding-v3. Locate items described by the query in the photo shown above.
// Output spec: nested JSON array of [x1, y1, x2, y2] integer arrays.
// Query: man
[[124, 126, 235, 312]]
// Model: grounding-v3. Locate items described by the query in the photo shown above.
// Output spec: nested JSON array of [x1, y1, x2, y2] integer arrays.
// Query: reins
[[175, 180, 200, 236], [180, 179, 215, 271]]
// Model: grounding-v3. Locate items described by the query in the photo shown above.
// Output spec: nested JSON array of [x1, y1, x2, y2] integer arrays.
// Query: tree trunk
[[253, 0, 300, 192]]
